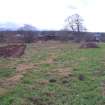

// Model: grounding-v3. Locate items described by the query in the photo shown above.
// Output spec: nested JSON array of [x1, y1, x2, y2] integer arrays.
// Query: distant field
[[1, 41, 105, 105]]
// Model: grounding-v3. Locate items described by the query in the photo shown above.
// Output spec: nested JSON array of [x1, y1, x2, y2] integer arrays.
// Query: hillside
[[0, 22, 37, 31]]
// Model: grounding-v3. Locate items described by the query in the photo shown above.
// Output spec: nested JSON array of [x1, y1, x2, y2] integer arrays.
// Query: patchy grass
[[1, 42, 105, 105], [0, 67, 16, 78]]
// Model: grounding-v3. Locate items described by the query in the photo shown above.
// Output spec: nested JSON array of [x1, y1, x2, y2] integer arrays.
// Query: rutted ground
[[0, 41, 105, 105]]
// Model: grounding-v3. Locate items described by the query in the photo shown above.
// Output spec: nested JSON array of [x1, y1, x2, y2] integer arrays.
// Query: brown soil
[[80, 42, 99, 48], [0, 44, 26, 58]]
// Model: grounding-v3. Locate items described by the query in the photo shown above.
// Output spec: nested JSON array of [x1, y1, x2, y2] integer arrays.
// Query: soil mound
[[80, 42, 99, 48], [0, 44, 26, 58]]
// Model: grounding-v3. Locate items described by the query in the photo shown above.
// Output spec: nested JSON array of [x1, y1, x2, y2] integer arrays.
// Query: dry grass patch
[[0, 87, 8, 96], [40, 58, 54, 65], [38, 80, 49, 85], [79, 57, 88, 61], [0, 63, 38, 88], [48, 68, 72, 78], [0, 74, 23, 87], [16, 63, 36, 74]]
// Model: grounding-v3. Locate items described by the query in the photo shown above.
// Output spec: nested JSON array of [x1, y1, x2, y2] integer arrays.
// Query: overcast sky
[[0, 0, 104, 32]]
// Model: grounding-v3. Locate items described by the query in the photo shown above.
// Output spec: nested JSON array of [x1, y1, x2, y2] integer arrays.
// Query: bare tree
[[65, 14, 87, 32]]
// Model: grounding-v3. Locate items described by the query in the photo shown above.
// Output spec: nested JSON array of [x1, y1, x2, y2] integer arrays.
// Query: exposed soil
[[0, 44, 26, 58], [80, 42, 99, 48]]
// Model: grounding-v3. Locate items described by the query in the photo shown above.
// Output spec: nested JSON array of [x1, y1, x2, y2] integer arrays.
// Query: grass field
[[1, 41, 105, 105]]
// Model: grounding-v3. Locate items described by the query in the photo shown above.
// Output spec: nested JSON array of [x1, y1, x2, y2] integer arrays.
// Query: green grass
[[0, 68, 16, 78], [1, 42, 105, 105]]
